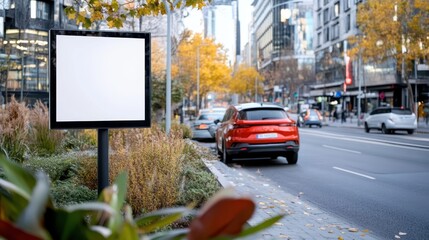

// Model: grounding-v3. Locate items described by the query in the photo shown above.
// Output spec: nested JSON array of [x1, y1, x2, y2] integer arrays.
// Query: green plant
[[23, 155, 79, 182], [177, 143, 220, 207], [63, 130, 97, 151], [50, 180, 97, 207], [177, 164, 220, 207], [0, 154, 284, 240]]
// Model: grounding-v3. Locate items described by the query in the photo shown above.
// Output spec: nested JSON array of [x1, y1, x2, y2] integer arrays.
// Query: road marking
[[323, 145, 361, 154], [301, 130, 429, 151], [333, 166, 376, 180]]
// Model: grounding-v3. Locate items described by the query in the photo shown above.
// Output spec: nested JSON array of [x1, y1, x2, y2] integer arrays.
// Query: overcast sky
[[182, 0, 253, 62]]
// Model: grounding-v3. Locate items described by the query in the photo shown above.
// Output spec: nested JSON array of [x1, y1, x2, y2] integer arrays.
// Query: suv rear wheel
[[222, 141, 232, 164], [364, 123, 370, 133], [381, 124, 390, 134], [285, 152, 298, 165]]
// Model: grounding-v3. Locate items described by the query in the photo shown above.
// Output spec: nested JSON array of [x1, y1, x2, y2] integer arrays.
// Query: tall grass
[[0, 96, 29, 162], [79, 126, 187, 214], [28, 100, 64, 156]]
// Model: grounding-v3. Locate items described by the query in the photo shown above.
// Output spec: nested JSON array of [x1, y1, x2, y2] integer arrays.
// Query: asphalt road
[[197, 127, 429, 240]]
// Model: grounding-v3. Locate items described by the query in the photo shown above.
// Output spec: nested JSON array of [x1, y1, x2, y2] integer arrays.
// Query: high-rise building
[[0, 0, 77, 106], [251, 0, 315, 105], [312, 0, 429, 115]]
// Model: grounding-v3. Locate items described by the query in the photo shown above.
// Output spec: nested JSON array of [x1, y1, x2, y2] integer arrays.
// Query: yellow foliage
[[175, 33, 232, 103], [350, 0, 429, 65], [230, 63, 264, 101]]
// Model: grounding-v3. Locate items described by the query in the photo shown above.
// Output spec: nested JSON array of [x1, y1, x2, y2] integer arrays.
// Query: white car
[[364, 107, 417, 134]]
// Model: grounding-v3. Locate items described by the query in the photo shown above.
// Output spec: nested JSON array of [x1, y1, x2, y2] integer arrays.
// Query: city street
[[197, 127, 429, 240]]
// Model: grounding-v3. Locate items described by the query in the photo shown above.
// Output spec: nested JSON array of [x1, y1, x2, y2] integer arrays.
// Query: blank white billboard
[[49, 30, 151, 129]]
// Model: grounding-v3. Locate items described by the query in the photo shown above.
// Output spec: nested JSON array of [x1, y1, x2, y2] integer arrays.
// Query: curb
[[203, 159, 379, 240]]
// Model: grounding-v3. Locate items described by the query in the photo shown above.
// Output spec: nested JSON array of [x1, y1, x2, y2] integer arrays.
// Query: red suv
[[214, 103, 300, 164]]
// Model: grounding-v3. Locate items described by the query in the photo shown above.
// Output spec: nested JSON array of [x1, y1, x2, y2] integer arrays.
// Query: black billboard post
[[49, 30, 151, 195]]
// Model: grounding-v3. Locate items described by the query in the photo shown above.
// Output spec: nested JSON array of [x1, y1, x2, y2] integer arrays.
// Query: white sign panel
[[49, 30, 151, 129]]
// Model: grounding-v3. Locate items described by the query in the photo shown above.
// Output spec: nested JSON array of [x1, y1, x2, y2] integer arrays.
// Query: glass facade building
[[0, 0, 76, 106], [252, 0, 315, 106]]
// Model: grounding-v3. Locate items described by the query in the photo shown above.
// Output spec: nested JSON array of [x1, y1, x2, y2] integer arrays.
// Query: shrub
[[0, 96, 29, 162], [28, 101, 64, 156], [171, 122, 193, 139], [23, 154, 80, 182], [177, 141, 220, 206], [50, 180, 97, 207], [0, 154, 282, 240], [78, 126, 186, 214], [63, 129, 97, 151]]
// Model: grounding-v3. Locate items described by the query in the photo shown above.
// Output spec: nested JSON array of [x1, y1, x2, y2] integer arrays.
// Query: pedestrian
[[424, 104, 429, 125], [341, 110, 346, 123]]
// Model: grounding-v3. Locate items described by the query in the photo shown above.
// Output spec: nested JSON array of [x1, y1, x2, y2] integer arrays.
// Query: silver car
[[191, 109, 225, 140], [364, 107, 417, 134]]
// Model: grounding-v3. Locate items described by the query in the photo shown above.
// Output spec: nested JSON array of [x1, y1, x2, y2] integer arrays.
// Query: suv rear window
[[239, 109, 287, 120]]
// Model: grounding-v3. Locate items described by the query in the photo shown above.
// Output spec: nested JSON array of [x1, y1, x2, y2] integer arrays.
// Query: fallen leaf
[[395, 235, 400, 239], [338, 237, 344, 240], [348, 228, 359, 232], [399, 232, 407, 236]]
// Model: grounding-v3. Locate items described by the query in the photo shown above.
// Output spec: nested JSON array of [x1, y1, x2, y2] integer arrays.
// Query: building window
[[31, 0, 50, 20], [344, 0, 350, 11], [323, 8, 329, 23], [354, 0, 362, 4], [324, 0, 330, 5], [324, 27, 330, 42], [332, 23, 339, 40], [333, 2, 340, 18], [317, 0, 323, 9], [345, 14, 351, 32], [318, 32, 322, 46], [317, 12, 322, 28]]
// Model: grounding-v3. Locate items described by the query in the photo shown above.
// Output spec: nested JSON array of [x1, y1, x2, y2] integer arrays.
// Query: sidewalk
[[204, 160, 379, 240]]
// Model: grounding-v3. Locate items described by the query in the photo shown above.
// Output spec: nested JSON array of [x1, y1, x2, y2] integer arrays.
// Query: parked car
[[215, 102, 300, 164], [191, 108, 226, 140], [364, 107, 417, 134], [297, 109, 322, 128]]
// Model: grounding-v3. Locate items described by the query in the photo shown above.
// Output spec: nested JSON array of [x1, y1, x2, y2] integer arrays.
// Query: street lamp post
[[162, 0, 181, 135], [196, 46, 200, 115]]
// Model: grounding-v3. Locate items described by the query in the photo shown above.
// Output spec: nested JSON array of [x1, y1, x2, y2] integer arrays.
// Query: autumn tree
[[349, 0, 429, 112], [152, 40, 183, 120], [65, 0, 211, 29], [261, 48, 315, 104], [175, 33, 231, 110], [230, 64, 264, 102]]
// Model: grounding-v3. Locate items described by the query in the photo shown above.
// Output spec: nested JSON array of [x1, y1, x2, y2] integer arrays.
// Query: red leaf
[[188, 197, 255, 240], [0, 220, 42, 240]]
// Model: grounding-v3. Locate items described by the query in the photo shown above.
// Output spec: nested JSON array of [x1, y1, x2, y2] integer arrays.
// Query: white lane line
[[301, 130, 429, 152], [333, 166, 376, 180], [323, 145, 361, 154]]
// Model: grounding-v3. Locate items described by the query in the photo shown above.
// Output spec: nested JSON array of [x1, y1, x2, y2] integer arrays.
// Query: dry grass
[[78, 126, 187, 214], [28, 100, 64, 156], [0, 96, 29, 162]]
